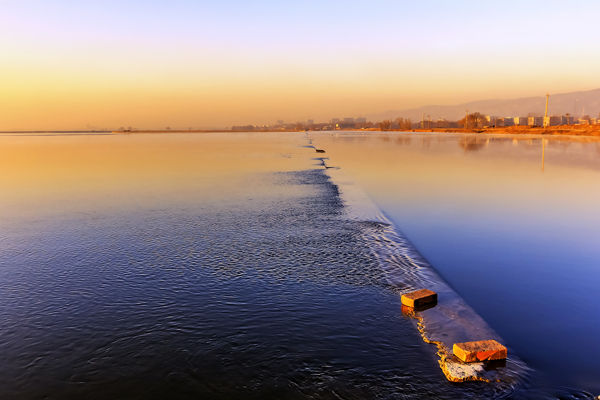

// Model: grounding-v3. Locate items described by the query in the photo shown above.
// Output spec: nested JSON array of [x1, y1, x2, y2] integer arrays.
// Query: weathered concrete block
[[453, 340, 507, 363], [401, 289, 437, 308]]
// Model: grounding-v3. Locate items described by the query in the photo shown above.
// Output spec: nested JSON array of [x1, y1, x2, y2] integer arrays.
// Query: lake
[[0, 131, 597, 399]]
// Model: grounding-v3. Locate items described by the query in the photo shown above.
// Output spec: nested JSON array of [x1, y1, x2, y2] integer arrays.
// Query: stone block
[[401, 289, 437, 308], [453, 340, 507, 363]]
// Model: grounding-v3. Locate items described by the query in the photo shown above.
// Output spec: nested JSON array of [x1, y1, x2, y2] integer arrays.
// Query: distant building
[[420, 120, 433, 129], [276, 120, 284, 125], [355, 117, 367, 123], [503, 117, 514, 126], [561, 116, 574, 125], [528, 116, 543, 126], [544, 116, 562, 126], [338, 118, 355, 128], [578, 119, 590, 125], [513, 117, 528, 125], [493, 117, 514, 127], [331, 118, 340, 124], [484, 116, 498, 127], [307, 119, 314, 125]]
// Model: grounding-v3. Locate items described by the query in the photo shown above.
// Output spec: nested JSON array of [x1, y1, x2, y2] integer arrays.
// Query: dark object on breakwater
[[401, 289, 437, 308], [316, 149, 326, 153], [453, 340, 507, 363]]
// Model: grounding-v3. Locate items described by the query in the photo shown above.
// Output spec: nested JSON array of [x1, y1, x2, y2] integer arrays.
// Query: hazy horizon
[[2, 0, 600, 130]]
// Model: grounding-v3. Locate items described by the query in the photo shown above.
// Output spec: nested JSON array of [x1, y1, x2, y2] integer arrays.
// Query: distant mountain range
[[366, 88, 600, 122]]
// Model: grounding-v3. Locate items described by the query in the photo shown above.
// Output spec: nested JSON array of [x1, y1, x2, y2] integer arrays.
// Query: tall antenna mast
[[543, 93, 549, 127]]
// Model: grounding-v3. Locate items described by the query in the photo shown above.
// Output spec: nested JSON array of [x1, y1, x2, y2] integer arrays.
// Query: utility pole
[[566, 113, 570, 126], [543, 93, 549, 127]]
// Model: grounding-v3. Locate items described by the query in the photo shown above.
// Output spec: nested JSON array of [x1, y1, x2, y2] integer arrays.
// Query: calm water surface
[[0, 132, 597, 399], [314, 132, 600, 396]]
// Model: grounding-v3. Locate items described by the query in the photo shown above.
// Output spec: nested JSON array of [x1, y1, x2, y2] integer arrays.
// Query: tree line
[[377, 118, 414, 131]]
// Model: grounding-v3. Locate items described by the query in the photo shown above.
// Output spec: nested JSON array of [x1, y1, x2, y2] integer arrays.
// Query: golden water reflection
[[0, 132, 313, 219]]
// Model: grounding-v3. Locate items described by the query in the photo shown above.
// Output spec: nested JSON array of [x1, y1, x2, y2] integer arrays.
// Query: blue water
[[1, 132, 596, 399], [316, 132, 600, 396], [0, 133, 502, 399]]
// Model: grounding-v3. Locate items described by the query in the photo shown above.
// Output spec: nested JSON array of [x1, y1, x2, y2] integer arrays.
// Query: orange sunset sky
[[2, 0, 600, 130]]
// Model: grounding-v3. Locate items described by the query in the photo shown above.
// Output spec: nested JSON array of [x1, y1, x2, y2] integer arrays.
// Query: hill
[[366, 88, 600, 122]]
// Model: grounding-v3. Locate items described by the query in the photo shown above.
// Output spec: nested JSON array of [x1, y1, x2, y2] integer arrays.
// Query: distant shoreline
[[406, 125, 600, 137], [112, 126, 599, 136], [2, 126, 599, 137], [316, 125, 600, 137]]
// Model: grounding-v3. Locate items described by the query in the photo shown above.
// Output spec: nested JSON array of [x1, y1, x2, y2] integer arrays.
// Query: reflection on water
[[0, 132, 542, 399], [314, 131, 600, 396], [458, 136, 487, 152]]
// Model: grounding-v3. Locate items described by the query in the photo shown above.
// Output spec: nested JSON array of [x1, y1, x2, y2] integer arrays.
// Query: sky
[[1, 0, 600, 130]]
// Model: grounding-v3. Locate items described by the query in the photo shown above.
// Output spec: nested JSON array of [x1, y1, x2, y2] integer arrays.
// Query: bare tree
[[378, 120, 392, 131], [395, 117, 404, 130], [394, 117, 414, 131], [467, 112, 486, 128], [459, 113, 485, 128]]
